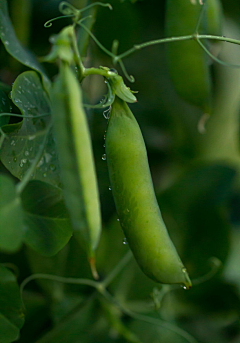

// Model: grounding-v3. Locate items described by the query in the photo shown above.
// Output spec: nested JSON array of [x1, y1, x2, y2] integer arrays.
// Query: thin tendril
[[80, 2, 113, 12], [102, 250, 132, 288], [20, 274, 99, 301], [100, 289, 198, 343], [77, 15, 93, 25], [194, 0, 206, 33], [77, 21, 115, 58], [197, 38, 240, 68], [44, 15, 75, 28], [118, 59, 135, 82], [192, 257, 222, 286], [59, 2, 79, 16], [112, 39, 119, 56]]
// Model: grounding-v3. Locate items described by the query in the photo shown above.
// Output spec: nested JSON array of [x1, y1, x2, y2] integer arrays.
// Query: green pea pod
[[105, 97, 191, 288], [165, 0, 212, 113], [207, 0, 223, 36], [50, 62, 101, 279]]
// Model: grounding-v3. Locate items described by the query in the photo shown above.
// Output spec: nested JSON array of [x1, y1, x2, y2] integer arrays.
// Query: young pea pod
[[50, 62, 101, 278], [207, 0, 223, 36], [165, 0, 212, 113], [105, 97, 191, 288]]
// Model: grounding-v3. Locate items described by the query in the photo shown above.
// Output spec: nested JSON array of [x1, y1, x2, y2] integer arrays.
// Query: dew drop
[[123, 237, 128, 245], [25, 151, 29, 156], [109, 186, 111, 191], [13, 157, 17, 162], [102, 154, 106, 160], [117, 218, 120, 222], [49, 164, 56, 171], [43, 173, 47, 177], [181, 285, 187, 290]]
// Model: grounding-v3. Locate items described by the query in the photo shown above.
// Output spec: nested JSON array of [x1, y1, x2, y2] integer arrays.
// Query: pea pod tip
[[89, 256, 99, 280]]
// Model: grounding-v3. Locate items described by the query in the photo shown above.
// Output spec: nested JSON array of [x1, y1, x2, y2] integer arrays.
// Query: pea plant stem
[[115, 34, 240, 63]]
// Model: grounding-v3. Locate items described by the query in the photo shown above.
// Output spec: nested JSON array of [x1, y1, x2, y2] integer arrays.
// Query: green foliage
[[0, 71, 61, 187], [0, 174, 25, 252], [0, 265, 25, 343], [0, 0, 240, 342]]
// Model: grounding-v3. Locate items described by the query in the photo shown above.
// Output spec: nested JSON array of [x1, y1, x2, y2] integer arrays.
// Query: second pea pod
[[165, 0, 222, 113], [50, 62, 101, 278], [105, 96, 191, 289]]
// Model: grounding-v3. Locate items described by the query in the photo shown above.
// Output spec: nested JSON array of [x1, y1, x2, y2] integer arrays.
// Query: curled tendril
[[44, 15, 75, 28], [118, 59, 135, 83], [59, 2, 79, 16], [83, 79, 115, 109], [77, 21, 115, 58], [80, 2, 113, 12]]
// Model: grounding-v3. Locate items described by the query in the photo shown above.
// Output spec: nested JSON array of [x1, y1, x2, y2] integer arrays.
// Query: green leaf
[[0, 174, 25, 252], [159, 163, 236, 276], [21, 180, 72, 256], [0, 0, 50, 92], [0, 71, 61, 187], [0, 265, 25, 343], [0, 90, 11, 127], [35, 297, 97, 343]]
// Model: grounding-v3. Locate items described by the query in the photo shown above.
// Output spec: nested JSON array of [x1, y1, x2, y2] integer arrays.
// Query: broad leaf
[[21, 180, 72, 256], [0, 71, 61, 187], [0, 265, 25, 343], [0, 174, 25, 252], [0, 0, 50, 91]]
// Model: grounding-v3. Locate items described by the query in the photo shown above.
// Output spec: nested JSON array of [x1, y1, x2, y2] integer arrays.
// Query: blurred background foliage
[[1, 0, 240, 342]]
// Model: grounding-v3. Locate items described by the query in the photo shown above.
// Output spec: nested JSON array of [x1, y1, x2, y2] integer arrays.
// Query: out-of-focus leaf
[[35, 297, 97, 343], [0, 265, 25, 343], [0, 71, 61, 187], [25, 246, 69, 299], [0, 90, 11, 127], [224, 229, 240, 292], [0, 174, 25, 252], [0, 0, 50, 91], [21, 180, 72, 256], [17, 291, 49, 343], [159, 164, 236, 275]]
